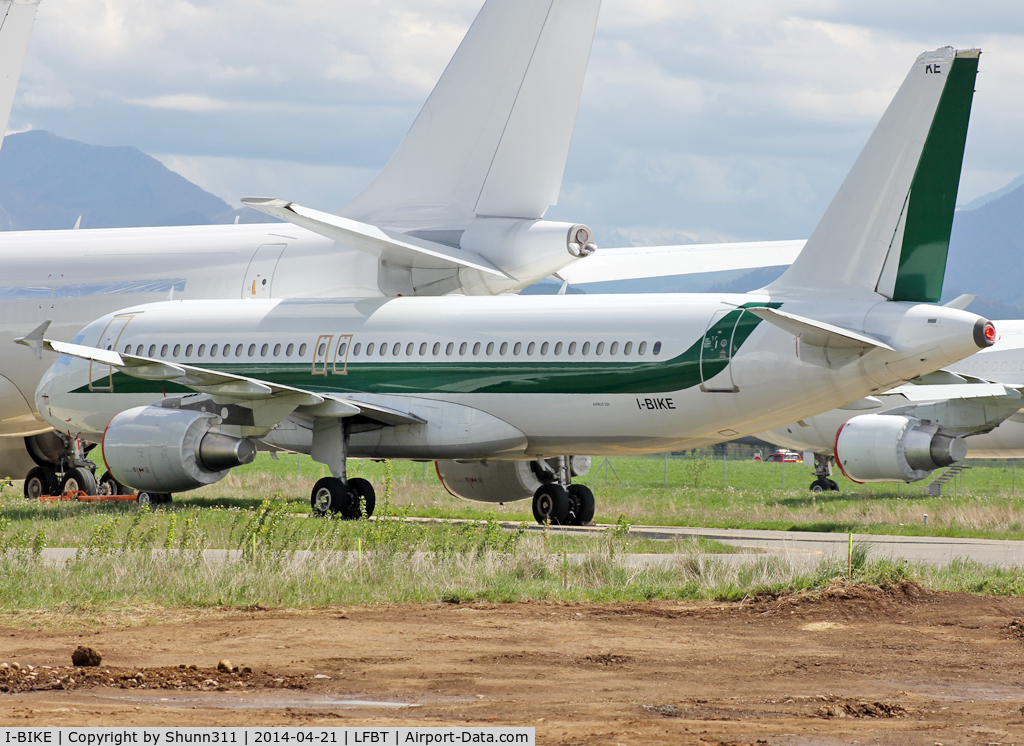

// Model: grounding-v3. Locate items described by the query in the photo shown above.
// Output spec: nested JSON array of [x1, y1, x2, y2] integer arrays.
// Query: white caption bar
[[1, 730, 534, 746]]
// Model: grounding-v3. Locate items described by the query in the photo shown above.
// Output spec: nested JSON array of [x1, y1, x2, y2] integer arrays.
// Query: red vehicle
[[759, 450, 803, 463]]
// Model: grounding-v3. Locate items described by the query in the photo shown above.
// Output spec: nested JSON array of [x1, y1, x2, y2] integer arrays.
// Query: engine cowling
[[834, 414, 968, 483], [436, 457, 592, 503], [102, 406, 256, 493]]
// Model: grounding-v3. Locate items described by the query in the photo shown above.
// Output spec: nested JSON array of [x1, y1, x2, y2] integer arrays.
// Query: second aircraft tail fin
[[768, 47, 979, 303], [0, 0, 39, 155], [339, 0, 601, 226]]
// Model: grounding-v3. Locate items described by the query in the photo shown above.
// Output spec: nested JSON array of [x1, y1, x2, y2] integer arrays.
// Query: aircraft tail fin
[[767, 47, 979, 303], [0, 0, 38, 155], [339, 0, 601, 225]]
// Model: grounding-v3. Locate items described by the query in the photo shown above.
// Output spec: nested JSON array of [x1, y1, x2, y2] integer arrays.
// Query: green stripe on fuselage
[[74, 304, 779, 397], [892, 53, 978, 304]]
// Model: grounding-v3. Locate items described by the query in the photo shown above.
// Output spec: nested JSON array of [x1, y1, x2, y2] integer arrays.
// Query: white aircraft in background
[[0, 0, 616, 482], [758, 319, 1024, 491], [27, 47, 996, 525]]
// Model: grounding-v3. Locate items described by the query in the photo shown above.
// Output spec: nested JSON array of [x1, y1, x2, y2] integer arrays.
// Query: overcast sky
[[11, 0, 1024, 246]]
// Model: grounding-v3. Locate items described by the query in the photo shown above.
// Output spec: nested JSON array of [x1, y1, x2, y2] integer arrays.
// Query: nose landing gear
[[809, 453, 840, 492]]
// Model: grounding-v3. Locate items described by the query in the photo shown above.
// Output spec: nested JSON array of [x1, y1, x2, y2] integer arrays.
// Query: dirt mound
[[816, 699, 909, 719], [747, 580, 931, 614], [0, 664, 306, 694]]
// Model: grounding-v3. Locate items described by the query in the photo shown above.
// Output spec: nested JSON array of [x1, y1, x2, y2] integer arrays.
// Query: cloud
[[11, 0, 1024, 242]]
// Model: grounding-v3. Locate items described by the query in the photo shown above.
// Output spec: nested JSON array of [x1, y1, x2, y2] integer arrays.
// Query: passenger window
[[261, 344, 269, 357], [223, 345, 231, 358], [554, 342, 563, 355], [596, 342, 604, 355], [513, 342, 521, 355], [380, 343, 388, 356], [527, 342, 536, 355], [419, 342, 427, 355], [173, 344, 181, 357], [446, 342, 454, 356], [653, 341, 662, 355], [236, 344, 244, 357], [433, 342, 441, 355], [473, 342, 481, 355], [367, 343, 375, 356], [568, 342, 576, 355], [185, 344, 193, 357], [610, 342, 619, 355], [148, 345, 156, 357], [540, 342, 548, 355], [582, 342, 590, 355], [406, 342, 414, 356], [486, 342, 494, 355], [638, 341, 647, 355], [210, 344, 218, 357], [318, 342, 326, 356], [393, 344, 400, 357], [123, 345, 130, 354], [248, 344, 256, 357], [500, 342, 508, 355], [299, 343, 307, 357], [353, 343, 361, 356], [197, 344, 205, 357], [624, 341, 632, 355], [160, 344, 168, 357], [136, 344, 144, 355], [286, 343, 294, 356], [459, 342, 467, 355], [273, 343, 281, 357]]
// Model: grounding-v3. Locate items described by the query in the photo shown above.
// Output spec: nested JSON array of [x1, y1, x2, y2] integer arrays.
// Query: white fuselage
[[761, 321, 1024, 459], [37, 294, 989, 461]]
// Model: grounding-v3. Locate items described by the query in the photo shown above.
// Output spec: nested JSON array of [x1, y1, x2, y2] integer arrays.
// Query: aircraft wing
[[27, 337, 425, 429], [557, 240, 805, 285]]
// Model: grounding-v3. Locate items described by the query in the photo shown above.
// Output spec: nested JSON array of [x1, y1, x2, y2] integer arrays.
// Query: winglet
[[14, 320, 51, 360]]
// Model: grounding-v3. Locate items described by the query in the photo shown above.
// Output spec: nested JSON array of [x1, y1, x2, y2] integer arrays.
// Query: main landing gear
[[809, 453, 840, 493], [22, 433, 136, 501], [307, 418, 376, 520], [531, 456, 595, 526]]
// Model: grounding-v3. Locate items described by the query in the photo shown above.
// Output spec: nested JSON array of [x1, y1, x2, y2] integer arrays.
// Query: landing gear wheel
[[311, 477, 346, 516], [827, 478, 839, 491], [810, 479, 827, 493], [136, 492, 171, 507], [532, 483, 570, 525], [345, 477, 376, 519], [567, 484, 595, 526], [61, 466, 97, 496], [98, 472, 132, 496], [24, 466, 59, 499]]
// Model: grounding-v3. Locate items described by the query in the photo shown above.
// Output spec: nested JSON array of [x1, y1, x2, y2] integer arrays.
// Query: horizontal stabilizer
[[556, 240, 805, 285], [23, 338, 425, 428], [747, 307, 895, 351], [242, 198, 510, 278], [891, 382, 1018, 402]]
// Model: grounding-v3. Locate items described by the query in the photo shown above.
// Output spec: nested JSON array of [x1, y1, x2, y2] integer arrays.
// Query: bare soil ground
[[3, 583, 1024, 744]]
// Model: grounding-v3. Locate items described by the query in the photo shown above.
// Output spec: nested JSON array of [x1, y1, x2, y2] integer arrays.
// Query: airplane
[[0, 0, 616, 486], [25, 46, 996, 525], [757, 318, 1024, 490]]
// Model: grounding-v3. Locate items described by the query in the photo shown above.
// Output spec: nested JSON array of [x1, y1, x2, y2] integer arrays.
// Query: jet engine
[[436, 457, 592, 503], [102, 406, 255, 493], [834, 414, 967, 483]]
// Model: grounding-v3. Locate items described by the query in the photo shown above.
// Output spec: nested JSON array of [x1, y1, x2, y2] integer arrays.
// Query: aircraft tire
[[827, 479, 839, 491], [345, 478, 376, 519], [809, 479, 828, 493], [99, 471, 132, 496], [62, 466, 97, 496], [24, 465, 59, 499], [311, 477, 346, 516], [532, 483, 570, 525], [567, 484, 595, 525]]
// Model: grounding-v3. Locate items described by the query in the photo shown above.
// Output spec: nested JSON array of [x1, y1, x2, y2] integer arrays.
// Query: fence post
[[781, 458, 785, 490], [723, 449, 727, 490], [663, 453, 668, 488]]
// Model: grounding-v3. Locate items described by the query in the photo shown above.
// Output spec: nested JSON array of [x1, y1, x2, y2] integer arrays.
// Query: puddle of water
[[91, 691, 420, 711]]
